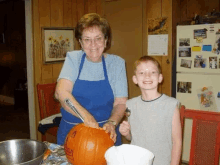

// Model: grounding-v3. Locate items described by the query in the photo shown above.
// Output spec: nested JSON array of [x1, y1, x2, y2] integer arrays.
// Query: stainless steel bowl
[[0, 139, 47, 165]]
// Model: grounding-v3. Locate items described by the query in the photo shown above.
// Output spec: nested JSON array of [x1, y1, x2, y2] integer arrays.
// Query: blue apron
[[57, 53, 122, 146]]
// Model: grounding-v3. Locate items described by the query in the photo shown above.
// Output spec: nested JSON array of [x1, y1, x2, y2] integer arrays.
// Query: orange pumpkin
[[64, 123, 114, 165]]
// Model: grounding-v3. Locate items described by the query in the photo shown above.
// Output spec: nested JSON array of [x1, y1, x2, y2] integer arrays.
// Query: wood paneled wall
[[32, 0, 103, 140], [103, 0, 143, 98], [32, 0, 220, 141], [180, 0, 220, 22], [144, 0, 180, 96], [145, 0, 220, 97]]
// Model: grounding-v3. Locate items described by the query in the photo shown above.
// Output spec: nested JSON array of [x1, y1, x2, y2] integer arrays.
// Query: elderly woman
[[55, 13, 128, 145]]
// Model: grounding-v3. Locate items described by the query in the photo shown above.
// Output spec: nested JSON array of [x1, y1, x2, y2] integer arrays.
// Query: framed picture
[[42, 27, 74, 64]]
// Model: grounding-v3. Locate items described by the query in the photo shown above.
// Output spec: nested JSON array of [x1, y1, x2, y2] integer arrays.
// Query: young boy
[[119, 56, 182, 165]]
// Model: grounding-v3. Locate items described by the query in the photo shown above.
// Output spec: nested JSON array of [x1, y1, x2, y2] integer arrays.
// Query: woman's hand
[[83, 115, 99, 128], [103, 122, 117, 142], [119, 121, 131, 137]]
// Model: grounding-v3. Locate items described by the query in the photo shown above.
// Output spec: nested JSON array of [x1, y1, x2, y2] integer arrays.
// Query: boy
[[119, 56, 182, 165]]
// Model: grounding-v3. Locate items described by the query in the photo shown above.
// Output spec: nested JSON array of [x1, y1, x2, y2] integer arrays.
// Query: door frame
[[25, 0, 36, 140]]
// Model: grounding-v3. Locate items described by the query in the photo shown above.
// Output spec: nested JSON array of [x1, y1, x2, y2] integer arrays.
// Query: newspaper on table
[[41, 142, 71, 165]]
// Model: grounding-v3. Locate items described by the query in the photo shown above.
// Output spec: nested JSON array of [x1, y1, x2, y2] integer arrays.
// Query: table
[[41, 142, 71, 165]]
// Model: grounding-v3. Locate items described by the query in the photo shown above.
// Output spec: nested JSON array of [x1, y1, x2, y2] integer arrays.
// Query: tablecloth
[[41, 142, 71, 165]]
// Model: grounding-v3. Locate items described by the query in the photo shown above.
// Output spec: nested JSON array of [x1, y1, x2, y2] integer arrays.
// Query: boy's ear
[[132, 75, 138, 84], [159, 73, 163, 83]]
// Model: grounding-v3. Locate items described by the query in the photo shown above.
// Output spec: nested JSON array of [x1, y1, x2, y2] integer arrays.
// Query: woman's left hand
[[103, 122, 117, 143]]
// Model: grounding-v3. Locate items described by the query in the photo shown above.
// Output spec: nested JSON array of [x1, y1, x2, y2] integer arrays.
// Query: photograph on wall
[[219, 58, 220, 68], [180, 59, 192, 68], [179, 38, 190, 46], [209, 57, 217, 69], [197, 86, 217, 111], [212, 30, 220, 55], [177, 81, 192, 93], [194, 29, 207, 39], [179, 47, 191, 57], [218, 92, 220, 98], [194, 55, 206, 68], [42, 27, 74, 64]]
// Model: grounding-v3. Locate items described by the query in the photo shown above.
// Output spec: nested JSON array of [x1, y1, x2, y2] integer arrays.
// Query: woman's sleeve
[[114, 58, 128, 98], [57, 52, 79, 83]]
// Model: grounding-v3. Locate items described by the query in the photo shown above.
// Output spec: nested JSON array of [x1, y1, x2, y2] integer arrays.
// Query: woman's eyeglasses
[[81, 37, 105, 45]]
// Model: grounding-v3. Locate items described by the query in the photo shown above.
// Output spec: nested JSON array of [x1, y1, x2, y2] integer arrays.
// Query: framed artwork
[[42, 27, 74, 64]]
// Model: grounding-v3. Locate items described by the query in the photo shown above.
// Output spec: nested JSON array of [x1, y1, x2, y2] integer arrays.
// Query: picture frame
[[42, 27, 74, 64]]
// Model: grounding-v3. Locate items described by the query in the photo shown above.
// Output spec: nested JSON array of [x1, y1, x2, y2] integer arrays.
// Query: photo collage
[[177, 25, 220, 111], [179, 28, 220, 70]]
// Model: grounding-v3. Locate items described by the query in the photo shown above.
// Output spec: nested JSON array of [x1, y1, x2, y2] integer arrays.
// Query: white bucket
[[105, 144, 154, 165]]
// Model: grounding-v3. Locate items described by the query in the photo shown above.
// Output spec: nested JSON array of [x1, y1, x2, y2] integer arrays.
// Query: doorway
[[0, 0, 30, 141]]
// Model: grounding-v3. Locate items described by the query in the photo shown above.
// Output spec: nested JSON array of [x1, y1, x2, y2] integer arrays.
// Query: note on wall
[[148, 35, 168, 56]]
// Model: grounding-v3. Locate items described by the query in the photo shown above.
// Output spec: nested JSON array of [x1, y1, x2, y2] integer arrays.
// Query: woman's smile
[[80, 26, 107, 62]]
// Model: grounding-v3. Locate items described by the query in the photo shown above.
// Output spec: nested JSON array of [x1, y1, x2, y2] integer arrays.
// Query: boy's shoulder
[[126, 94, 179, 105], [126, 96, 141, 105], [160, 94, 179, 103]]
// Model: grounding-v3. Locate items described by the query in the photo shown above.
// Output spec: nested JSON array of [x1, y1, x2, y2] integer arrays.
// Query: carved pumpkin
[[64, 123, 114, 165]]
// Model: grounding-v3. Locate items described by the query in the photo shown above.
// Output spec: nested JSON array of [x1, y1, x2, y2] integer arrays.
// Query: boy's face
[[132, 61, 163, 91]]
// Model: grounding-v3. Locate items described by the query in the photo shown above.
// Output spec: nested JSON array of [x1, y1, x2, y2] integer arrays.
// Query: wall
[[104, 0, 143, 98], [180, 0, 220, 22], [0, 0, 26, 103], [104, 0, 180, 98], [32, 0, 220, 144]]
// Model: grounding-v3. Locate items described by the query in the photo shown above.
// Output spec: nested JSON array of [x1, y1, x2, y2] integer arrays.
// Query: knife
[[64, 99, 84, 122]]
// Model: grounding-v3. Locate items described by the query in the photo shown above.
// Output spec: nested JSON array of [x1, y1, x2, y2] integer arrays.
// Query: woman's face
[[80, 26, 107, 62]]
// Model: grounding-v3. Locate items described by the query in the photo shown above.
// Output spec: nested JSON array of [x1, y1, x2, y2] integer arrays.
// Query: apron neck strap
[[77, 53, 108, 80]]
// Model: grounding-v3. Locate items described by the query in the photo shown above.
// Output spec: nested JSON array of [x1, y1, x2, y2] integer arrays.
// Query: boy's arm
[[171, 105, 182, 165]]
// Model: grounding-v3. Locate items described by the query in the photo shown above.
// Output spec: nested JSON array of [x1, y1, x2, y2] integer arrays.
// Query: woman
[[55, 13, 128, 145]]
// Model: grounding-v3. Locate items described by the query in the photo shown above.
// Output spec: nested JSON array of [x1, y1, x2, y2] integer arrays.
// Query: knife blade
[[64, 99, 84, 122]]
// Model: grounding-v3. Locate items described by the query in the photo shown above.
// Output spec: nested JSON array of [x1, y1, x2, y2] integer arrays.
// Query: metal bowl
[[0, 139, 47, 165]]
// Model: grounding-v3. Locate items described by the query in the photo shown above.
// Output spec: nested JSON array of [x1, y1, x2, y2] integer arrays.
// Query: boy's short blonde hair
[[134, 56, 162, 74]]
